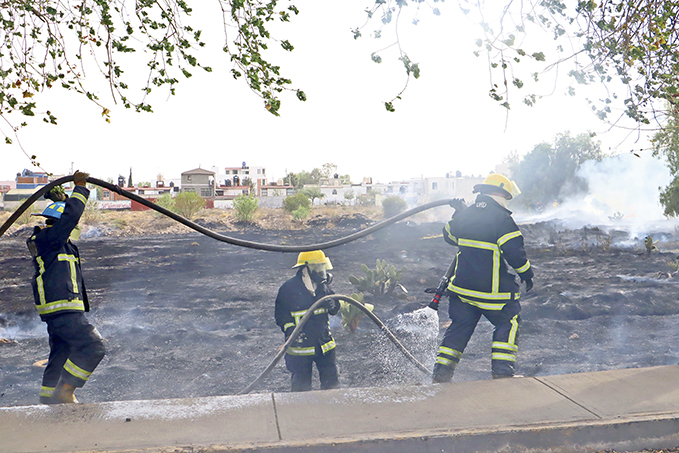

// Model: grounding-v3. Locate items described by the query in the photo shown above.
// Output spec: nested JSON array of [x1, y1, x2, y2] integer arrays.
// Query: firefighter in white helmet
[[432, 173, 534, 382], [274, 250, 340, 391]]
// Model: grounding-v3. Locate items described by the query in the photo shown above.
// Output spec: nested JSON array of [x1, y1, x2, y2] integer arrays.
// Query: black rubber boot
[[432, 363, 455, 383]]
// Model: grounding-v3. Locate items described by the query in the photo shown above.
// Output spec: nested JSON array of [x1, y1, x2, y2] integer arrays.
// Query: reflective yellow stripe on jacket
[[58, 254, 79, 293], [35, 299, 86, 316]]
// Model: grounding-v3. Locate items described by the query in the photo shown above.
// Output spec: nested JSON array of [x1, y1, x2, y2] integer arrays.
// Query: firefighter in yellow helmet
[[432, 173, 534, 382], [274, 250, 340, 391]]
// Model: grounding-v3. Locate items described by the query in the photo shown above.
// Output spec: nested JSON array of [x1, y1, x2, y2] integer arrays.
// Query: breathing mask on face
[[308, 263, 330, 284]]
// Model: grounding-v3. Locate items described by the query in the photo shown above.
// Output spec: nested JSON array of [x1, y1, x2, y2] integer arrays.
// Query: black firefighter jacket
[[275, 268, 339, 356], [443, 194, 534, 310], [27, 186, 90, 321]]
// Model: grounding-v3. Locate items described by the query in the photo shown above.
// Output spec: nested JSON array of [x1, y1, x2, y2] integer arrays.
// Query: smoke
[[0, 313, 46, 341], [514, 153, 679, 237]]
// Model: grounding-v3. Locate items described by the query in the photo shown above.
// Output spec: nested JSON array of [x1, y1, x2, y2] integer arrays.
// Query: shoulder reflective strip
[[436, 356, 453, 366], [451, 285, 514, 301], [459, 296, 506, 311], [321, 339, 336, 354], [40, 386, 55, 397], [64, 359, 92, 381], [71, 192, 88, 205], [515, 260, 531, 273], [36, 256, 46, 305], [491, 352, 516, 362], [58, 254, 79, 293], [35, 300, 86, 315], [457, 238, 499, 251], [287, 346, 316, 356], [283, 323, 295, 331], [437, 346, 462, 358], [508, 315, 519, 345], [498, 230, 522, 246], [492, 341, 518, 352]]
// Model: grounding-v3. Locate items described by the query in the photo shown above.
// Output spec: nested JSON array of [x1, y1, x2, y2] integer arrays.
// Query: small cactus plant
[[348, 259, 408, 298]]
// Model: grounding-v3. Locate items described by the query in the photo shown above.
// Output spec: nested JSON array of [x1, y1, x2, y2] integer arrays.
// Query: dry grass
[[0, 204, 385, 238]]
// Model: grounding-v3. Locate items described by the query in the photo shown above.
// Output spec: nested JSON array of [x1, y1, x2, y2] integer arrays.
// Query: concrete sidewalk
[[3, 365, 679, 453]]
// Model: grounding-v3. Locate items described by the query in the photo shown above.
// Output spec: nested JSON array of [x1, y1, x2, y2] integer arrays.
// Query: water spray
[[0, 176, 460, 394], [238, 294, 433, 395]]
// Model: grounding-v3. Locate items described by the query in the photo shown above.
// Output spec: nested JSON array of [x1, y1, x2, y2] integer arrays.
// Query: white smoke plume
[[514, 153, 679, 237]]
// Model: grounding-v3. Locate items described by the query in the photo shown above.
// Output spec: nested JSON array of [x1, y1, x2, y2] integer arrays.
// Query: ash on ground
[[1, 220, 678, 406]]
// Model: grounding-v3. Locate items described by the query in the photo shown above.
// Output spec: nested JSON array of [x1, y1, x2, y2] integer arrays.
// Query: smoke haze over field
[[514, 153, 678, 235]]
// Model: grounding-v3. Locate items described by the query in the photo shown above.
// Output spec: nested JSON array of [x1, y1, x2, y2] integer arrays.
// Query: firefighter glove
[[523, 278, 533, 292], [45, 186, 67, 202], [73, 170, 89, 187], [449, 198, 466, 213]]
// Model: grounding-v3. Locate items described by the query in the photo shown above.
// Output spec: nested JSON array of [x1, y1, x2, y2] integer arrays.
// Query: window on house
[[332, 189, 338, 195], [432, 182, 438, 190], [200, 188, 211, 197], [187, 175, 192, 182]]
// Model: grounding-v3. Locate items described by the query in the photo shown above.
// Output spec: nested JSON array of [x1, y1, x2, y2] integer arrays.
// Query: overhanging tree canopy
[[3, 0, 679, 158]]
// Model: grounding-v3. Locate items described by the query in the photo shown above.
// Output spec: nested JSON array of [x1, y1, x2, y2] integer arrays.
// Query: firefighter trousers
[[436, 295, 521, 378], [41, 313, 106, 399], [284, 347, 338, 392]]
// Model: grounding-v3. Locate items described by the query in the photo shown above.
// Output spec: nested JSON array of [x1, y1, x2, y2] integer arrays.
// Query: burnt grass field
[[2, 213, 679, 408]]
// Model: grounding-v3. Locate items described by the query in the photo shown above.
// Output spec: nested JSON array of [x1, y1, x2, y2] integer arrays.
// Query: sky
[[0, 1, 660, 186]]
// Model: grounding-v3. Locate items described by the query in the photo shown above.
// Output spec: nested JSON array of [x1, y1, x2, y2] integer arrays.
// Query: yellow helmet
[[473, 173, 521, 199], [293, 250, 333, 269]]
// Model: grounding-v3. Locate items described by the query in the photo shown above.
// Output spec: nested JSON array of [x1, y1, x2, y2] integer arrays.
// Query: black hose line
[[238, 294, 433, 395], [1, 177, 442, 393]]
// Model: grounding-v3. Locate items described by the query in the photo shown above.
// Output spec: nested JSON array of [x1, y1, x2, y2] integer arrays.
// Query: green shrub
[[233, 194, 259, 222], [154, 193, 176, 216], [382, 196, 407, 218], [348, 259, 408, 298], [174, 191, 206, 219], [14, 205, 39, 225], [292, 206, 309, 222], [282, 192, 311, 213]]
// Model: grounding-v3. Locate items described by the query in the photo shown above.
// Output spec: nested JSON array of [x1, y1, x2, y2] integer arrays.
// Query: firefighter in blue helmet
[[275, 250, 340, 391], [27, 171, 106, 404], [432, 174, 534, 382]]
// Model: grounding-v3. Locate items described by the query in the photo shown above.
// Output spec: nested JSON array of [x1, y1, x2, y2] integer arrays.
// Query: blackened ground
[[1, 220, 679, 409]]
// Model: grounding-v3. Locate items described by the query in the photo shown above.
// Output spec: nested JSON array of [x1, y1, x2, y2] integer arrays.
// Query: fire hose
[[0, 175, 459, 251], [0, 175, 459, 392], [239, 294, 432, 395]]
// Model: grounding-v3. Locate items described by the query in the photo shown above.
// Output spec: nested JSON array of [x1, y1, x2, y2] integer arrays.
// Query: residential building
[[260, 183, 294, 197], [214, 163, 267, 196], [316, 176, 366, 205], [181, 168, 215, 197]]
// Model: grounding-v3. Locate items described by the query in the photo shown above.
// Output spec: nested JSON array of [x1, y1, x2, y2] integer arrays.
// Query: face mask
[[309, 268, 327, 284], [69, 225, 82, 242]]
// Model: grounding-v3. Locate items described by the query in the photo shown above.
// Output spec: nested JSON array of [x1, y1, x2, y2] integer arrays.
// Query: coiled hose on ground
[[1, 175, 449, 391]]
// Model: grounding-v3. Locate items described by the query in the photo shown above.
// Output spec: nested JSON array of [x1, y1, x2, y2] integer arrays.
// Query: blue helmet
[[35, 202, 66, 219]]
